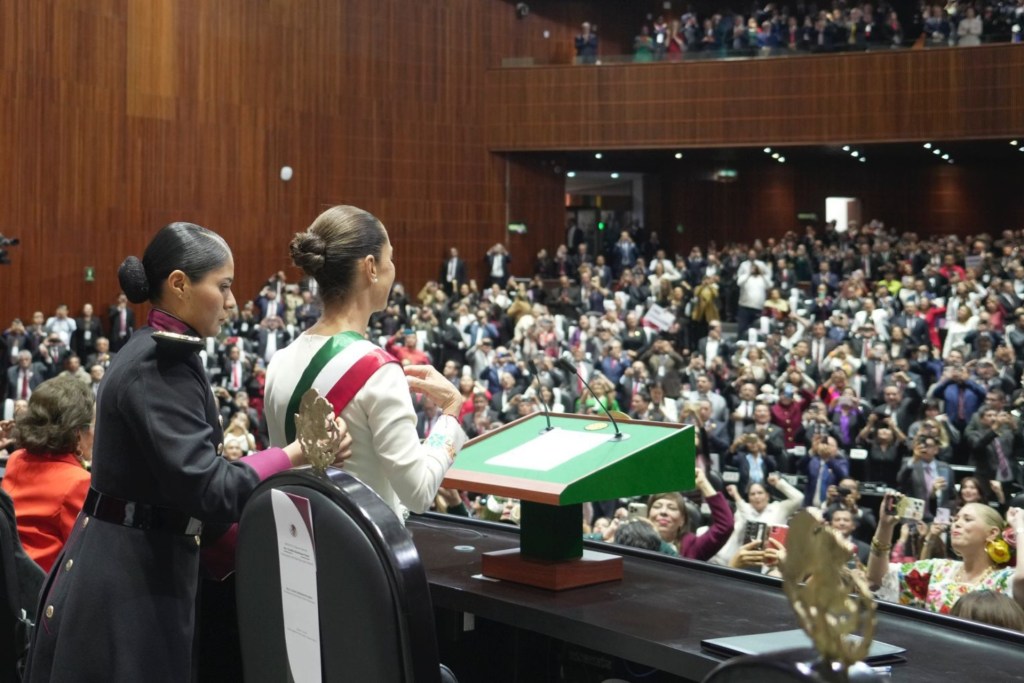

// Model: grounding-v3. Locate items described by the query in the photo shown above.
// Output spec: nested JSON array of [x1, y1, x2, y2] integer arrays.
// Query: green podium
[[442, 413, 694, 590]]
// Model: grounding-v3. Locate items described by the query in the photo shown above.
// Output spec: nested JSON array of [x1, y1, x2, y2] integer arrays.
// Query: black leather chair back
[[236, 469, 442, 683]]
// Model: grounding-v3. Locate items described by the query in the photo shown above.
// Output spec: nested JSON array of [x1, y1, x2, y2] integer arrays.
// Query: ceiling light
[[566, 171, 576, 178], [923, 143, 932, 149], [778, 157, 786, 163], [933, 149, 941, 155], [1011, 140, 1019, 146], [942, 154, 949, 160], [594, 153, 603, 159], [851, 151, 859, 157], [1019, 147, 1024, 152], [859, 157, 866, 163], [842, 146, 850, 152], [675, 152, 683, 159], [764, 148, 772, 153], [610, 172, 619, 179], [771, 153, 780, 159]]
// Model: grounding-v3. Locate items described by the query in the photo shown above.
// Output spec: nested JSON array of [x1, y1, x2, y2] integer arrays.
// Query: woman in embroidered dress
[[265, 205, 467, 518], [868, 491, 1024, 614]]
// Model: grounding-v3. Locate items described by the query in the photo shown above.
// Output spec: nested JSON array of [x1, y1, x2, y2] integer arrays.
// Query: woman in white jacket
[[707, 473, 804, 566]]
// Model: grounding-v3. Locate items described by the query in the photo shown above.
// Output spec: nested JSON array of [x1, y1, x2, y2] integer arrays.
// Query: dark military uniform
[[26, 321, 290, 682]]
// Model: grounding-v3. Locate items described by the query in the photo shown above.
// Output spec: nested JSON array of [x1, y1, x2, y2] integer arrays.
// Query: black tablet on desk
[[701, 629, 907, 666]]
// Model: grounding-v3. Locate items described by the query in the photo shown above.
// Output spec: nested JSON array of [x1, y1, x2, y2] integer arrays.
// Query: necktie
[[876, 363, 884, 389], [119, 309, 127, 334], [923, 463, 935, 496], [20, 371, 28, 399], [995, 437, 1011, 481], [448, 260, 456, 282], [957, 390, 967, 421]]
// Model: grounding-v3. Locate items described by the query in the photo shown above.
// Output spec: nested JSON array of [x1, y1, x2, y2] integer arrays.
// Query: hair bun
[[118, 256, 151, 304], [289, 232, 327, 275]]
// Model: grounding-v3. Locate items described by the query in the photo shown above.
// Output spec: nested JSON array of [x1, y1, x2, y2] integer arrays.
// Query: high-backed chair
[[236, 469, 451, 682]]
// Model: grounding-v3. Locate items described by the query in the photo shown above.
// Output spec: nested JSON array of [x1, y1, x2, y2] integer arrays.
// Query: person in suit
[[71, 303, 104, 360], [967, 408, 1024, 495], [696, 321, 730, 368], [897, 434, 957, 515], [415, 396, 446, 439], [811, 261, 840, 295], [439, 247, 467, 296], [255, 316, 290, 364], [84, 336, 115, 371], [36, 334, 71, 380], [741, 403, 786, 461], [548, 274, 582, 318], [256, 288, 285, 322], [728, 432, 778, 495], [107, 293, 136, 352], [484, 243, 511, 288], [461, 390, 499, 438], [860, 343, 891, 405], [612, 231, 639, 278], [490, 371, 524, 423], [876, 382, 921, 435], [798, 435, 850, 507], [6, 350, 46, 401], [219, 344, 252, 395]]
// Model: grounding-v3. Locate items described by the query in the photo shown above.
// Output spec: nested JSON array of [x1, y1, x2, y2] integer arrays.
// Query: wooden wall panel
[[486, 45, 1024, 150], [0, 0, 532, 323]]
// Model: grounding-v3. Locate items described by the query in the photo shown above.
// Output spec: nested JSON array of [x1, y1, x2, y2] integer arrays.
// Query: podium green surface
[[442, 413, 694, 589]]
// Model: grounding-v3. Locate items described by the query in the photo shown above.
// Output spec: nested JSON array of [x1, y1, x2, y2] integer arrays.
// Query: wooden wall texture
[[0, 0, 525, 322], [486, 44, 1024, 150]]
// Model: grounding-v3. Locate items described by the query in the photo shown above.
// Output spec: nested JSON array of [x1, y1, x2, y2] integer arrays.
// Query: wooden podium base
[[481, 548, 624, 591]]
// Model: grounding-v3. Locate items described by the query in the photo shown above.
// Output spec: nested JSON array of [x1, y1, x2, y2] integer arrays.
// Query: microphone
[[555, 357, 623, 440], [527, 360, 554, 433]]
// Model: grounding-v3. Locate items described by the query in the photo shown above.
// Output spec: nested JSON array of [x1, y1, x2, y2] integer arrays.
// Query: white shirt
[[265, 335, 467, 515]]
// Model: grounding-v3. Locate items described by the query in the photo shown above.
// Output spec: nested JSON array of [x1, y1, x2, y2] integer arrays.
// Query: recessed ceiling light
[[566, 171, 576, 178], [933, 149, 941, 155], [859, 157, 866, 163], [1011, 140, 1019, 146], [842, 146, 850, 152], [675, 152, 683, 159], [778, 157, 786, 163], [1019, 147, 1024, 153], [764, 147, 772, 153], [942, 154, 949, 160], [610, 172, 619, 179], [771, 153, 780, 159], [923, 143, 933, 149], [851, 151, 860, 157], [594, 153, 603, 159]]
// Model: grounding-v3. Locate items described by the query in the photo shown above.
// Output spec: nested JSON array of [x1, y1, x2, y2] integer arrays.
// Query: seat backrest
[[236, 469, 442, 683]]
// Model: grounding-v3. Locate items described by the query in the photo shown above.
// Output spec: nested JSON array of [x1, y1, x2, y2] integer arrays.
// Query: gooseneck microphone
[[527, 360, 555, 433], [555, 357, 624, 440]]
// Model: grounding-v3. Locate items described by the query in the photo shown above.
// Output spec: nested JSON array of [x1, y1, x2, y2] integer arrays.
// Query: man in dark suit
[[741, 403, 786, 461], [36, 334, 70, 379], [219, 345, 253, 395], [72, 303, 105, 360], [461, 390, 500, 439], [860, 344, 890, 405], [570, 243, 593, 277], [806, 322, 837, 376], [484, 244, 511, 288], [256, 289, 285, 322], [5, 351, 45, 401], [85, 336, 115, 371], [696, 321, 730, 368], [967, 408, 1024, 495], [490, 371, 524, 423], [415, 397, 445, 439], [565, 220, 584, 252], [876, 381, 921, 435], [439, 247, 467, 296], [108, 293, 135, 352], [897, 434, 957, 514], [798, 435, 850, 507], [548, 275, 581, 318], [891, 301, 930, 349], [811, 261, 839, 295], [256, 317, 291, 364]]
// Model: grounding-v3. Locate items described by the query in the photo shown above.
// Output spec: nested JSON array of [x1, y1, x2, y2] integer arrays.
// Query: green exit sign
[[85, 266, 95, 282]]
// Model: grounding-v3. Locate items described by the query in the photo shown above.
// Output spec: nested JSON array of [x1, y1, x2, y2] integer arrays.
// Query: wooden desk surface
[[409, 514, 1024, 682]]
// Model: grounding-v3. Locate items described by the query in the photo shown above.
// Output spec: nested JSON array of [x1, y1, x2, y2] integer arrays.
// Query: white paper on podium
[[271, 489, 322, 683], [485, 427, 612, 471]]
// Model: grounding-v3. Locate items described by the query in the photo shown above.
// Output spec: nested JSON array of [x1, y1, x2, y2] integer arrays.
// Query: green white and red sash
[[281, 331, 398, 443]]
